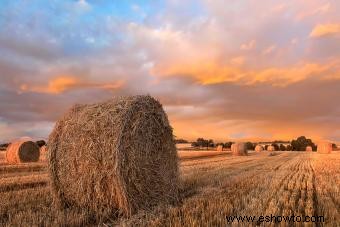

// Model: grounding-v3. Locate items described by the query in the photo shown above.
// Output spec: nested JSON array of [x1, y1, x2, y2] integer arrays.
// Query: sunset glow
[[0, 0, 339, 143]]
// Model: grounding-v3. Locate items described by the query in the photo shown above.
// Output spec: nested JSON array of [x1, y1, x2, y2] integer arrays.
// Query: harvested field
[[0, 151, 339, 226], [0, 152, 5, 164]]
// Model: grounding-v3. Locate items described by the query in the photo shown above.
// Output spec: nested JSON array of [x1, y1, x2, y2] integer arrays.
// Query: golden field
[[0, 150, 339, 226]]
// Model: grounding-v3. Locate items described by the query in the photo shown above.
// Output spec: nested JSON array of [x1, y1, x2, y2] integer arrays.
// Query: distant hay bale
[[255, 145, 264, 152], [39, 145, 47, 162], [317, 142, 332, 154], [5, 140, 40, 164], [267, 145, 275, 151], [231, 143, 247, 156], [48, 95, 179, 217], [216, 145, 223, 151], [306, 146, 313, 152]]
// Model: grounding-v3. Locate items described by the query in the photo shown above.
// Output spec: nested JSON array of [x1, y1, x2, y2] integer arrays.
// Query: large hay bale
[[306, 146, 313, 152], [6, 140, 40, 164], [267, 145, 275, 151], [39, 145, 47, 162], [48, 95, 179, 217], [317, 142, 332, 154], [231, 142, 247, 156], [216, 145, 223, 151], [255, 145, 264, 152]]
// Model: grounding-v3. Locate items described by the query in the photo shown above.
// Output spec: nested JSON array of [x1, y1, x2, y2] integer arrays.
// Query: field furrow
[[0, 151, 338, 226]]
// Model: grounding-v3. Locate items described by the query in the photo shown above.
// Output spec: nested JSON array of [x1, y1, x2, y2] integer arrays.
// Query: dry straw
[[231, 142, 247, 156], [317, 142, 332, 154], [216, 145, 223, 151], [6, 140, 40, 164], [39, 145, 47, 162], [306, 146, 313, 152], [255, 145, 264, 152], [48, 95, 179, 218], [267, 145, 275, 151]]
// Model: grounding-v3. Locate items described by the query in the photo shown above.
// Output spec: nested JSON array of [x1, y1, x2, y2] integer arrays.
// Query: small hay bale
[[267, 145, 275, 151], [39, 145, 47, 162], [231, 142, 247, 156], [317, 142, 332, 154], [48, 95, 179, 218], [306, 146, 313, 152], [6, 140, 40, 164], [216, 145, 223, 151], [255, 145, 264, 152]]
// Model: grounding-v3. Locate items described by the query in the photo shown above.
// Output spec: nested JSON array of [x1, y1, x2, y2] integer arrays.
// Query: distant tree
[[273, 140, 290, 144], [215, 142, 224, 148], [191, 142, 199, 147], [192, 138, 214, 149], [286, 144, 292, 151], [332, 144, 337, 150], [272, 143, 280, 151], [291, 136, 316, 151], [208, 139, 214, 148], [224, 142, 233, 149], [245, 142, 255, 150], [265, 145, 269, 150], [175, 139, 188, 144], [0, 143, 10, 151], [35, 140, 46, 148], [279, 144, 286, 151]]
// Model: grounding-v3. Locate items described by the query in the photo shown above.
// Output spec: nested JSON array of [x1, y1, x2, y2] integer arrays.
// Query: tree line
[[176, 136, 338, 151]]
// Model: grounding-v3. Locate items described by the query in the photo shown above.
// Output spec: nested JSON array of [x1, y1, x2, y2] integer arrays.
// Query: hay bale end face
[[39, 145, 47, 162], [6, 140, 40, 164], [255, 145, 264, 152], [48, 95, 179, 217], [317, 142, 332, 154], [216, 145, 223, 151], [306, 146, 313, 152], [231, 142, 247, 156], [267, 145, 275, 151]]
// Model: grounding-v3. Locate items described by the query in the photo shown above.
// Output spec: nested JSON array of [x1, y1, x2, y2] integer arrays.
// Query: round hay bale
[[6, 140, 40, 164], [216, 145, 223, 151], [48, 95, 179, 217], [255, 145, 264, 152], [39, 145, 47, 162], [267, 145, 275, 151], [317, 142, 332, 154], [306, 146, 313, 152], [231, 142, 247, 156]]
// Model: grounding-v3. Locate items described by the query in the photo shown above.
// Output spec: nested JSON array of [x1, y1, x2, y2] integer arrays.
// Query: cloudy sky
[[0, 0, 339, 143]]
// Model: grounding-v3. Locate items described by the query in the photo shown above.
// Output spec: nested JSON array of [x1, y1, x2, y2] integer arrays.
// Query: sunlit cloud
[[19, 76, 125, 94], [310, 23, 340, 38], [153, 60, 340, 86], [0, 0, 340, 143]]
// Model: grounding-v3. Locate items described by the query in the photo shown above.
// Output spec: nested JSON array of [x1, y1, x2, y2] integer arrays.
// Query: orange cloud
[[310, 23, 340, 38], [153, 60, 339, 86], [20, 76, 124, 94]]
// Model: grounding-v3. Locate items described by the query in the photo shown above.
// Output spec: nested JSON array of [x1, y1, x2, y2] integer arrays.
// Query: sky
[[0, 0, 339, 143]]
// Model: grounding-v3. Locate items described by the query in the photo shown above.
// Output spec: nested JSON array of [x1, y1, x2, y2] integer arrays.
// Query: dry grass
[[48, 95, 179, 217], [6, 141, 40, 164], [0, 151, 339, 226], [0, 151, 6, 165]]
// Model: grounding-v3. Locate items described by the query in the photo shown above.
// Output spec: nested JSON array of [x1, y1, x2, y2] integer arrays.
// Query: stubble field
[[0, 150, 339, 226]]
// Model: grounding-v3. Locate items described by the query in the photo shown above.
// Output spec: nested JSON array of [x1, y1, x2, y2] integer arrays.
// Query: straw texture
[[48, 95, 179, 218], [6, 140, 40, 164]]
